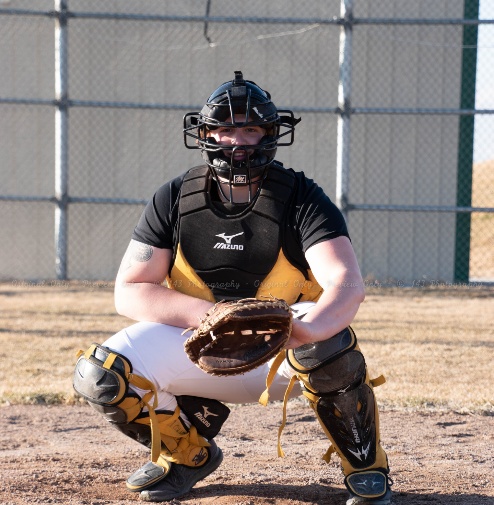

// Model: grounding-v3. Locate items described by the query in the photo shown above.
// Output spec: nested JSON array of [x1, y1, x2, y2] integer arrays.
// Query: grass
[[0, 281, 493, 415], [0, 281, 128, 405], [353, 285, 494, 415], [470, 160, 494, 279]]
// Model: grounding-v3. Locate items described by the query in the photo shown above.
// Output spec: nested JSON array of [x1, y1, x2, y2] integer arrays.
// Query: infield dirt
[[1, 402, 493, 504]]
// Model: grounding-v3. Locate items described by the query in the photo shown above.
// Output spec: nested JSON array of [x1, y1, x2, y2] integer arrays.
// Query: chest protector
[[168, 165, 323, 304]]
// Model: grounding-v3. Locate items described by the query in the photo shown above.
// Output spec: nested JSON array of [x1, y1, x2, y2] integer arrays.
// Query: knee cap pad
[[287, 326, 362, 394], [73, 343, 145, 424], [301, 349, 366, 395]]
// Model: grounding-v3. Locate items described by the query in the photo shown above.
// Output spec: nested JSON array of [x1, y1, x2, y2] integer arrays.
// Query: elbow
[[342, 277, 365, 314], [351, 277, 366, 310], [114, 281, 131, 317], [346, 282, 365, 329], [114, 298, 127, 317], [356, 282, 366, 305]]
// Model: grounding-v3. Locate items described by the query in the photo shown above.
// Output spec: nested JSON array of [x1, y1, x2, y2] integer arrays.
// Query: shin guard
[[73, 343, 165, 460], [286, 327, 388, 476], [73, 344, 230, 490], [121, 397, 229, 491], [125, 395, 230, 466]]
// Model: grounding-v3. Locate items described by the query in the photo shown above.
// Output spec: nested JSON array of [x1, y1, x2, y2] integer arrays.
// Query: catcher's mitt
[[184, 298, 292, 376]]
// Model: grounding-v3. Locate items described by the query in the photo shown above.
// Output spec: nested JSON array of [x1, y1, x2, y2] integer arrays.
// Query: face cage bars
[[183, 109, 298, 150]]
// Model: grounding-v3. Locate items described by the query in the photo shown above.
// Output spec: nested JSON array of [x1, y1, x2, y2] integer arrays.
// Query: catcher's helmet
[[184, 71, 300, 189]]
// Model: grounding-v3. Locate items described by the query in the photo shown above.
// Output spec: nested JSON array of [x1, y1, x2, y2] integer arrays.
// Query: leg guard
[[73, 344, 230, 491], [286, 327, 389, 477], [73, 343, 155, 426], [120, 395, 230, 467], [121, 395, 229, 492]]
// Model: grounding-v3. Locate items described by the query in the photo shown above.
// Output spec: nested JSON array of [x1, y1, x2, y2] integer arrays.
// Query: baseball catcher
[[73, 71, 392, 504]]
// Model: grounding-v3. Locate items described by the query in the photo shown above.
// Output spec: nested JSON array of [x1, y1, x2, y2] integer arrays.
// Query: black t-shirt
[[132, 165, 349, 269]]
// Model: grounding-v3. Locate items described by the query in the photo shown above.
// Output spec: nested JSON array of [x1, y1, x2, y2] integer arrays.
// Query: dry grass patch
[[0, 282, 493, 415], [354, 286, 494, 414], [0, 281, 129, 404], [470, 160, 494, 279]]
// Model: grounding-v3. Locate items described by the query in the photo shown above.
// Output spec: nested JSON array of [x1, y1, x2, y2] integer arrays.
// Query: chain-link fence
[[1, 0, 493, 284]]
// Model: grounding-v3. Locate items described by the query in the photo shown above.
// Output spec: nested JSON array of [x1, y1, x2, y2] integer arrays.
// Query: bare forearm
[[115, 281, 214, 328], [288, 280, 365, 348], [114, 242, 214, 328], [287, 237, 366, 348]]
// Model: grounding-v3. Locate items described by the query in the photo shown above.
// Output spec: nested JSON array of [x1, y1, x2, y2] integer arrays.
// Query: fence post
[[54, 0, 69, 280], [454, 0, 479, 283], [335, 0, 353, 221]]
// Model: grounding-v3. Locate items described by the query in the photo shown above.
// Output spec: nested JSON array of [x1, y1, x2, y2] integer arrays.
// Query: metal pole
[[454, 0, 479, 283], [335, 0, 353, 220], [54, 0, 69, 280]]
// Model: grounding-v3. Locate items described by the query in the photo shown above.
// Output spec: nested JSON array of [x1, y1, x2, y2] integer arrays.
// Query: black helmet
[[184, 71, 300, 188]]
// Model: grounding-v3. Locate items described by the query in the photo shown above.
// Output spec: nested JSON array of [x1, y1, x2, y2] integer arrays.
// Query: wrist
[[287, 319, 312, 348]]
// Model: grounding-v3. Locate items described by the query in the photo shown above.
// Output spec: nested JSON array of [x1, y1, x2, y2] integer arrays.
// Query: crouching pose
[[74, 72, 392, 504]]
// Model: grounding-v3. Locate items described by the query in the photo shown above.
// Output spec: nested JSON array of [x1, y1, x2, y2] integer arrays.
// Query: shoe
[[139, 440, 223, 502], [345, 470, 392, 504]]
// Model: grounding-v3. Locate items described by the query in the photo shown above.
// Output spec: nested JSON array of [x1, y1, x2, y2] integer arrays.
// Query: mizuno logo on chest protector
[[214, 232, 244, 250]]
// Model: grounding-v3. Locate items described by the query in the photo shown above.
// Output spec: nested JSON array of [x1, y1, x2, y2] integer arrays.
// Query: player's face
[[208, 115, 266, 162]]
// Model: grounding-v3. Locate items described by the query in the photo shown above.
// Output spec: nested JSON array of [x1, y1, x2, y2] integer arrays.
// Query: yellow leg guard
[[74, 344, 231, 474], [135, 406, 211, 468], [74, 344, 163, 462]]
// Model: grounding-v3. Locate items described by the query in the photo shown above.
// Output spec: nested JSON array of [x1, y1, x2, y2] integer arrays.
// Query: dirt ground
[[1, 401, 493, 505]]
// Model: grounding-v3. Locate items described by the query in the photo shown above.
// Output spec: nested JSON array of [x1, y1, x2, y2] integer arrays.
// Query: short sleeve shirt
[[132, 165, 349, 268]]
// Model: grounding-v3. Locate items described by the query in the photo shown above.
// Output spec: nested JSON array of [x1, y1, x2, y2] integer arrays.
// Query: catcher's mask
[[183, 70, 300, 203]]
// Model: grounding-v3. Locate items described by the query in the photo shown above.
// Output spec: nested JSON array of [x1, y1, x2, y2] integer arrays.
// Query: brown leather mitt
[[184, 298, 292, 376]]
